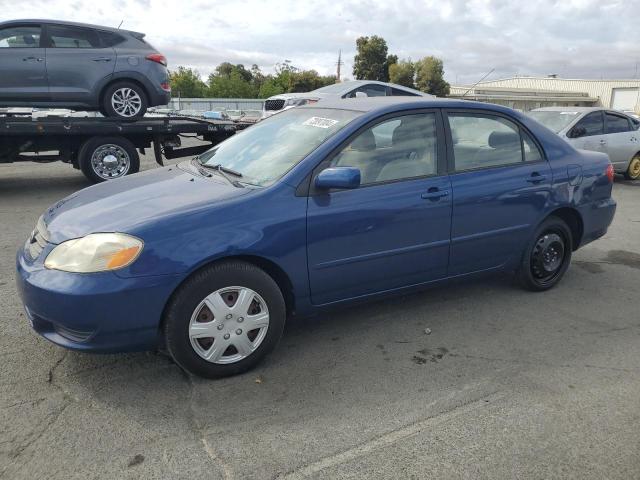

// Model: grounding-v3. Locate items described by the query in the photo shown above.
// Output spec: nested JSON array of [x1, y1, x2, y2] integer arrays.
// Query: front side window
[[346, 84, 388, 98], [449, 114, 523, 171], [605, 113, 631, 134], [47, 25, 101, 48], [199, 108, 361, 186], [331, 113, 438, 184], [572, 111, 604, 137], [0, 26, 41, 48]]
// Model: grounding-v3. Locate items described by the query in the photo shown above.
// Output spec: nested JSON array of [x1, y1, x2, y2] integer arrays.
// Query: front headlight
[[44, 233, 143, 273]]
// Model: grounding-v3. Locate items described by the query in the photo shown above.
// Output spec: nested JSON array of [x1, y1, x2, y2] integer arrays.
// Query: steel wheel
[[90, 144, 131, 180], [530, 231, 566, 286], [111, 87, 142, 118], [626, 156, 640, 180], [188, 286, 270, 365]]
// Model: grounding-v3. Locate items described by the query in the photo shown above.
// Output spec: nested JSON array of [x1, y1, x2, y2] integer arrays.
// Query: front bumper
[[16, 248, 182, 353]]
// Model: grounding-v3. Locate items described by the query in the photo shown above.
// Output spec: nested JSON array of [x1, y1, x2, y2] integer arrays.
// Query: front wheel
[[517, 216, 573, 291], [624, 155, 640, 180], [164, 261, 286, 378]]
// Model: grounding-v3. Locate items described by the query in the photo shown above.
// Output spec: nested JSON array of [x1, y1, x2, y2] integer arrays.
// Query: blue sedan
[[16, 97, 616, 378]]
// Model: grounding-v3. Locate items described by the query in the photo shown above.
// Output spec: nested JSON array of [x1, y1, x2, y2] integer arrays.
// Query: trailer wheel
[[79, 136, 140, 183]]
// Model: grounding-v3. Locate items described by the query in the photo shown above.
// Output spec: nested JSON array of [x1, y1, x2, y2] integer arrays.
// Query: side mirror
[[569, 126, 586, 138], [315, 167, 361, 190]]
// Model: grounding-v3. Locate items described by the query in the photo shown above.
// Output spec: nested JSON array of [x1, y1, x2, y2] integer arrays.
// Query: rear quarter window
[[98, 31, 125, 47]]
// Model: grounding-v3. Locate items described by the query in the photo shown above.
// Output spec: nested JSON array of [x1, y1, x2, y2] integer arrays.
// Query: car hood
[[42, 163, 251, 244]]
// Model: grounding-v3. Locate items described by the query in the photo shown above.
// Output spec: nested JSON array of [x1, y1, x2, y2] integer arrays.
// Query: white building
[[449, 76, 640, 113]]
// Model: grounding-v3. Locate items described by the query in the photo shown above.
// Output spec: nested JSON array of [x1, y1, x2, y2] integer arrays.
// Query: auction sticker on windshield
[[303, 117, 340, 128]]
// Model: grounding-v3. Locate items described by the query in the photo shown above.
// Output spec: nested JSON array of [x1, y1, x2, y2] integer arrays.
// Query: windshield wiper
[[198, 162, 244, 187]]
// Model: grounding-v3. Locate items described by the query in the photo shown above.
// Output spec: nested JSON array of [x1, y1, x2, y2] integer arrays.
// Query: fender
[[91, 70, 156, 104]]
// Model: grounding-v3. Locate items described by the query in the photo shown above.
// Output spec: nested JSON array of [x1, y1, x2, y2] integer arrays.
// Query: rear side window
[[605, 113, 632, 134], [391, 87, 420, 97], [346, 84, 387, 98], [47, 25, 101, 48], [0, 26, 41, 48], [573, 111, 604, 137], [449, 114, 524, 171], [98, 31, 125, 47]]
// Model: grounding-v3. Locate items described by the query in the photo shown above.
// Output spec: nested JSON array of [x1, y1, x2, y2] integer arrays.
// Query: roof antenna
[[117, 20, 124, 29], [462, 68, 495, 97]]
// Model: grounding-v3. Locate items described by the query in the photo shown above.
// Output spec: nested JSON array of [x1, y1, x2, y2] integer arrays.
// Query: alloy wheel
[[188, 286, 270, 364], [111, 88, 142, 117]]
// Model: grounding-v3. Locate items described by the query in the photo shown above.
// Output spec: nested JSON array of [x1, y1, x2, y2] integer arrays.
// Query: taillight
[[606, 164, 614, 183], [160, 82, 171, 92], [146, 53, 167, 66]]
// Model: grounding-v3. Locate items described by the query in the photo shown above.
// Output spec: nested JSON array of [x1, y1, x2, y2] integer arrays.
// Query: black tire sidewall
[[164, 261, 286, 379], [518, 216, 573, 291], [102, 81, 148, 119], [78, 136, 140, 183]]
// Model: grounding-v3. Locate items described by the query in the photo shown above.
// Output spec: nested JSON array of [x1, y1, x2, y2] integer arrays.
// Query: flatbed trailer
[[0, 113, 249, 182]]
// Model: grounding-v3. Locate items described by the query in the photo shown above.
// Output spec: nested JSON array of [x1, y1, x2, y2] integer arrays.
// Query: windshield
[[527, 110, 581, 133], [312, 83, 352, 94], [199, 108, 361, 186]]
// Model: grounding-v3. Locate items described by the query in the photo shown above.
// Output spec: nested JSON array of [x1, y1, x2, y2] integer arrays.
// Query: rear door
[[0, 24, 48, 102], [43, 24, 116, 105], [445, 110, 552, 275], [603, 111, 639, 171]]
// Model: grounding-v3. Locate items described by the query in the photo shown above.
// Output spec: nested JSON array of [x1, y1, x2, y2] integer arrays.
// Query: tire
[[163, 261, 286, 379], [78, 136, 140, 183], [102, 81, 148, 119], [624, 155, 640, 180], [516, 216, 573, 292]]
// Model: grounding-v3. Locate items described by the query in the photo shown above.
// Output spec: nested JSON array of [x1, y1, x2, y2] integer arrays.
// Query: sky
[[1, 0, 639, 85]]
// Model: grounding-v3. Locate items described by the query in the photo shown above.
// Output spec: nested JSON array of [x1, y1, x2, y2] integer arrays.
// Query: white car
[[528, 107, 640, 180], [263, 80, 433, 117]]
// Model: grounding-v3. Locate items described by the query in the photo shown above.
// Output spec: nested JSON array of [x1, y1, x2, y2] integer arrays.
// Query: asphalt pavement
[[1, 151, 639, 479]]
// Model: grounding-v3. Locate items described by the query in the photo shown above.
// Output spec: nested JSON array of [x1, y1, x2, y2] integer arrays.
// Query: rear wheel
[[102, 81, 148, 119], [78, 136, 139, 183], [624, 155, 640, 180], [517, 216, 572, 291], [164, 261, 286, 378]]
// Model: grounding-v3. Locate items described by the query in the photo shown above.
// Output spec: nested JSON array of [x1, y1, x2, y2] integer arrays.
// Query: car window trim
[[442, 109, 547, 175], [305, 108, 447, 196], [0, 23, 44, 48]]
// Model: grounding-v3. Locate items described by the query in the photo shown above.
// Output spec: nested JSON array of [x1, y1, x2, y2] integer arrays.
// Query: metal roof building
[[449, 76, 640, 113]]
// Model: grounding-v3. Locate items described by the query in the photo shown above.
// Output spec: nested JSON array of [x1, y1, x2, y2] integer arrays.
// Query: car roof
[[0, 19, 143, 36], [313, 80, 430, 97], [532, 107, 603, 113], [305, 96, 515, 114]]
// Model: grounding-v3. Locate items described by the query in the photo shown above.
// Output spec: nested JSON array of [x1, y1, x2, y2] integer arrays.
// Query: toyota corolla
[[16, 97, 616, 378]]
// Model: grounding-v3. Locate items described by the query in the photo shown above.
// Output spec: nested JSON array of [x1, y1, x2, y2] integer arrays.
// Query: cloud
[[0, 0, 637, 83]]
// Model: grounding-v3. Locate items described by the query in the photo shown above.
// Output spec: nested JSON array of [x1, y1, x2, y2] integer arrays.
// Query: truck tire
[[78, 136, 140, 183]]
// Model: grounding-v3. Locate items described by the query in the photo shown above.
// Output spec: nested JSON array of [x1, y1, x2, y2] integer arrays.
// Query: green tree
[[169, 67, 207, 97], [389, 60, 415, 88], [207, 70, 256, 98], [414, 56, 450, 96], [258, 78, 285, 98], [353, 35, 395, 81], [288, 70, 336, 92]]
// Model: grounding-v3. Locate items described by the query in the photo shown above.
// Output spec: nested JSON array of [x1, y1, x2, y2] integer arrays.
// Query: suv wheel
[[517, 216, 573, 291], [164, 261, 286, 378], [78, 136, 140, 183], [102, 81, 148, 119]]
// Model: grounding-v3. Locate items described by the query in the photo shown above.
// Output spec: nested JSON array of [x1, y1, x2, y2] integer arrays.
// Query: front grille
[[26, 216, 50, 260], [265, 99, 285, 111]]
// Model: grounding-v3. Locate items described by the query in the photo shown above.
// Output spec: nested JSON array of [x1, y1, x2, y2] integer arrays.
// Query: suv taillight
[[606, 164, 614, 183], [146, 53, 167, 66]]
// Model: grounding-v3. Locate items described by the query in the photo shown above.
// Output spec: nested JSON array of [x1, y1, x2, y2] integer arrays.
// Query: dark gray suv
[[0, 20, 171, 118]]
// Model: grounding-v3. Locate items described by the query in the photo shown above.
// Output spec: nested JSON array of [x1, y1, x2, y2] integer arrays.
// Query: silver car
[[263, 80, 433, 117], [0, 19, 171, 119], [528, 107, 640, 180]]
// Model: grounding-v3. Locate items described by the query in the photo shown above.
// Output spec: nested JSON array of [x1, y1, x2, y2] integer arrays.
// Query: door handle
[[23, 56, 43, 62], [92, 57, 112, 62], [421, 189, 449, 200], [526, 173, 547, 184]]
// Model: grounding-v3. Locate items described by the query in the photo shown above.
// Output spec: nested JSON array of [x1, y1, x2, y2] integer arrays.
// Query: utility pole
[[336, 50, 344, 83]]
